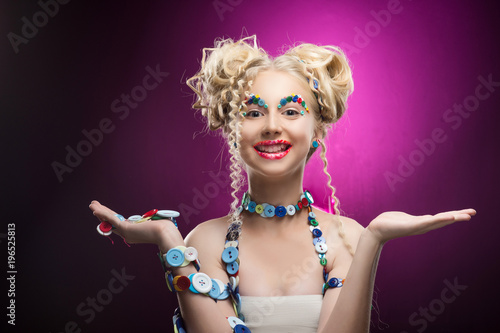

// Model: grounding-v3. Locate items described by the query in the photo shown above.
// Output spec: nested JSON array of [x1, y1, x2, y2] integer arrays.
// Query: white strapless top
[[240, 295, 323, 333]]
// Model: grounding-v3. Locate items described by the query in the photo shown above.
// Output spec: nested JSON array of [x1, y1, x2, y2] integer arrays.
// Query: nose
[[262, 110, 282, 136]]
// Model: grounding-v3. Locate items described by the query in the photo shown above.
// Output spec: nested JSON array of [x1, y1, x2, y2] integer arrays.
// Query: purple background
[[2, 0, 499, 332]]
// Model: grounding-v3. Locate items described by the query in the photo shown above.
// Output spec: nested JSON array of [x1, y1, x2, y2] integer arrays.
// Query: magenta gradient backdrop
[[2, 0, 499, 332]]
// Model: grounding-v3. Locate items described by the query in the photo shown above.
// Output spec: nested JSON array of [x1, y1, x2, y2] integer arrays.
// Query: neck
[[246, 168, 305, 207]]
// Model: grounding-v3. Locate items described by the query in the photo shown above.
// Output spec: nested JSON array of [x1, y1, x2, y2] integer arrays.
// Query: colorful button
[[264, 205, 275, 217], [96, 224, 112, 236], [230, 276, 239, 289], [156, 210, 180, 218], [188, 273, 199, 294], [242, 192, 250, 208], [275, 206, 286, 217], [142, 209, 158, 218], [234, 324, 250, 333], [184, 247, 198, 261], [255, 204, 264, 214], [192, 273, 212, 294], [301, 197, 309, 206], [310, 219, 318, 226], [328, 277, 339, 288], [313, 236, 326, 245], [286, 205, 296, 216], [222, 247, 239, 263], [226, 261, 239, 275], [166, 248, 185, 267], [304, 190, 314, 204], [308, 211, 316, 219], [248, 201, 256, 212], [227, 316, 246, 329], [320, 257, 327, 266], [99, 221, 113, 233], [225, 240, 239, 249], [310, 225, 320, 232], [127, 215, 142, 222], [173, 275, 191, 291], [315, 242, 328, 254], [208, 279, 221, 299], [217, 284, 230, 300], [114, 214, 125, 221], [312, 228, 322, 237]]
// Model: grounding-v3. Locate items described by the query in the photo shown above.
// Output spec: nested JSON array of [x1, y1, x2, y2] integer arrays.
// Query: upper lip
[[253, 140, 292, 153]]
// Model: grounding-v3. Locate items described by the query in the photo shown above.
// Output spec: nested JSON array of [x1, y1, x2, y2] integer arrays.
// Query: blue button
[[226, 261, 239, 275], [166, 248, 185, 267], [234, 324, 251, 333], [222, 247, 238, 263], [312, 228, 322, 237], [188, 274, 199, 294], [328, 277, 339, 288], [280, 98, 287, 106], [313, 236, 326, 245], [275, 205, 286, 217], [247, 201, 256, 213], [208, 279, 220, 299], [264, 205, 275, 217], [258, 99, 265, 106], [218, 285, 230, 300], [292, 95, 298, 102], [308, 211, 316, 219]]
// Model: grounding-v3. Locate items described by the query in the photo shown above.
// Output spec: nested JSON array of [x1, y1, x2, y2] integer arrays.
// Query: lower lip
[[255, 146, 292, 160]]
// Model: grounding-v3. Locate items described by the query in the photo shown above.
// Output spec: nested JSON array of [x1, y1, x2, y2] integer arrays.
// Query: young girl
[[89, 35, 475, 333]]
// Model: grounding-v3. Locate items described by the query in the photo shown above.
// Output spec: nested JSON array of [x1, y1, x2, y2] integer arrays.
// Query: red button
[[173, 275, 191, 291], [99, 221, 113, 232], [297, 201, 303, 209], [142, 209, 158, 218], [301, 198, 309, 206]]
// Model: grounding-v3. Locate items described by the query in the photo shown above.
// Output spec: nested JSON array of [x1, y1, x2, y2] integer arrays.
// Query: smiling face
[[238, 70, 319, 179]]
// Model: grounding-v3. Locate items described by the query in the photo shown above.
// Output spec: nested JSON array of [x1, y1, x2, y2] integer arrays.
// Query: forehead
[[250, 70, 310, 102]]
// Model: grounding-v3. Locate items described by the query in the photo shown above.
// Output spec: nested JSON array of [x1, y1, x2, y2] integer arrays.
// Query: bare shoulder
[[185, 215, 229, 250], [312, 208, 364, 256], [183, 216, 230, 279]]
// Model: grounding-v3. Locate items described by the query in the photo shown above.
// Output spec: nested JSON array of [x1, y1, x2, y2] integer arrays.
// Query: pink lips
[[253, 140, 292, 160]]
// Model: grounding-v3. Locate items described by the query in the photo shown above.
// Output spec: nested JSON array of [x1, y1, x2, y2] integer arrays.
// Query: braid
[[319, 140, 355, 256]]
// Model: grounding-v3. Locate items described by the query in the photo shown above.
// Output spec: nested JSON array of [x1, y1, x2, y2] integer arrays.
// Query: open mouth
[[253, 140, 292, 160]]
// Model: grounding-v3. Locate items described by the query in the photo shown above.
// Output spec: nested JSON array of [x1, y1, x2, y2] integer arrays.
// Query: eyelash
[[245, 109, 299, 118]]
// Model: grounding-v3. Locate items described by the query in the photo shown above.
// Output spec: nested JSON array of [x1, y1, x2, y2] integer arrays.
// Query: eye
[[246, 110, 263, 118], [283, 109, 300, 116]]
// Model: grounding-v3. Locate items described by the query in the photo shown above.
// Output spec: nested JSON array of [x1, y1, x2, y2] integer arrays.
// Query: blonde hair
[[187, 35, 354, 254]]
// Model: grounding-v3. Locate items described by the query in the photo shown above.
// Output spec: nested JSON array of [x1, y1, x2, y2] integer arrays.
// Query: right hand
[[89, 200, 185, 251]]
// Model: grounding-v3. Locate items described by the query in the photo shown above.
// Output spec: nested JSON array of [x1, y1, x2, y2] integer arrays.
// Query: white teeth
[[257, 144, 288, 153]]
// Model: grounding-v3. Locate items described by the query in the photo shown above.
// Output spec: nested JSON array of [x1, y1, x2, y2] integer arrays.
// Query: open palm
[[366, 209, 476, 244]]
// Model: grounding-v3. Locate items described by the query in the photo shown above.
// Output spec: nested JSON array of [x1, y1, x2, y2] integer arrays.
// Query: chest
[[236, 226, 334, 296]]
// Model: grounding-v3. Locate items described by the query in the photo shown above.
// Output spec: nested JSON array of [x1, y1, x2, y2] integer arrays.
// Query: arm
[[89, 201, 238, 332], [318, 209, 476, 333]]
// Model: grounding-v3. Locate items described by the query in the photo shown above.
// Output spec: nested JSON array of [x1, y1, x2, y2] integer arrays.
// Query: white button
[[227, 316, 245, 328], [225, 241, 239, 248], [315, 242, 328, 254], [96, 224, 112, 236], [310, 225, 320, 232], [191, 273, 212, 294], [156, 210, 180, 218], [286, 205, 296, 216], [184, 247, 198, 261], [230, 276, 239, 289], [127, 215, 142, 222]]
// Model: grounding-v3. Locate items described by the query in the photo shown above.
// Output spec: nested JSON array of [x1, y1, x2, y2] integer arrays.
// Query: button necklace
[[222, 190, 345, 323]]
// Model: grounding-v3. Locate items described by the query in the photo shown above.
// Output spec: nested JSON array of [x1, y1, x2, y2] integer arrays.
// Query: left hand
[[366, 208, 476, 245]]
